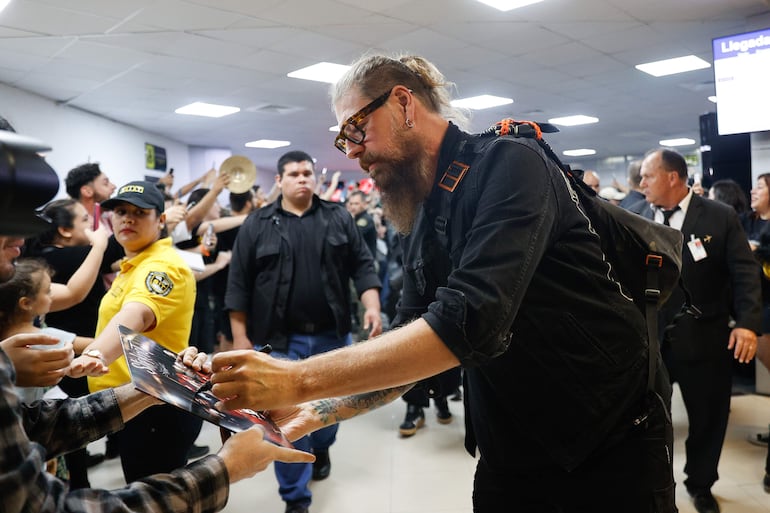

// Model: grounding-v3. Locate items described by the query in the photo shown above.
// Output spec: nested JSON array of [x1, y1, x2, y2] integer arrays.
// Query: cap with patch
[[102, 181, 164, 213]]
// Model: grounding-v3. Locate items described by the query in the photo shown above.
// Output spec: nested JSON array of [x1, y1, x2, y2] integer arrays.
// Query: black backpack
[[436, 119, 691, 394]]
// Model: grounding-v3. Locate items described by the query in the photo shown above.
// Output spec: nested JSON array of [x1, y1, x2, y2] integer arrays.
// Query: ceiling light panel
[[476, 0, 545, 11], [635, 55, 711, 77], [287, 62, 350, 84], [563, 149, 596, 157], [245, 139, 291, 149], [659, 138, 695, 147], [451, 95, 513, 110], [548, 115, 599, 126], [175, 102, 240, 118]]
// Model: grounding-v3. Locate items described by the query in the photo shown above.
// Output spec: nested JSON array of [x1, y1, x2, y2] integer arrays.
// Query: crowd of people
[[1, 51, 769, 513]]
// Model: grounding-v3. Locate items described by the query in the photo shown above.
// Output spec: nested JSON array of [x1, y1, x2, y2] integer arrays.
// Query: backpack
[[435, 119, 691, 394]]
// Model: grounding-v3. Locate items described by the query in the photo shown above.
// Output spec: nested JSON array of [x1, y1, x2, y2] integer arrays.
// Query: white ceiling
[[1, 0, 769, 174]]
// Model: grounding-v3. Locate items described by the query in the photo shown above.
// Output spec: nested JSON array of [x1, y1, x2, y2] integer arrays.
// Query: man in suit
[[636, 148, 762, 513]]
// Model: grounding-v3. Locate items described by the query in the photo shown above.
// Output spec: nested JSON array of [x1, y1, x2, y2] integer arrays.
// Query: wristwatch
[[82, 349, 104, 362]]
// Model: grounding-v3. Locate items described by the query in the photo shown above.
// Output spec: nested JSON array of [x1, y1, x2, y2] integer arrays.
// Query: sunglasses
[[333, 88, 393, 153]]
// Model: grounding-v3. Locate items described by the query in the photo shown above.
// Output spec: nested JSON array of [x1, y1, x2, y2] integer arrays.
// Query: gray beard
[[376, 156, 434, 235]]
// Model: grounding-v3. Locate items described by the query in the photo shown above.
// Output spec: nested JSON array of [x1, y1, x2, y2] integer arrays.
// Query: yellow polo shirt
[[88, 237, 195, 392]]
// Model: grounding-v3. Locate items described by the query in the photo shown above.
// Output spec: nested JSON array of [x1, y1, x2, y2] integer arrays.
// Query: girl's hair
[[24, 199, 79, 256], [710, 179, 748, 214], [0, 258, 52, 335]]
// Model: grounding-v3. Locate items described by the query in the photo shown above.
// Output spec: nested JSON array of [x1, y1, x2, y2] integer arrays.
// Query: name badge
[[687, 235, 708, 262]]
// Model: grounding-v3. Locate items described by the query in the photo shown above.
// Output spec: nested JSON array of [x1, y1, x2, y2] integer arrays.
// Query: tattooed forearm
[[312, 384, 414, 425]]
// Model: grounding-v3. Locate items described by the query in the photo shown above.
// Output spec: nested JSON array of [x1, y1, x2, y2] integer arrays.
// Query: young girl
[[0, 258, 96, 481], [0, 259, 93, 402]]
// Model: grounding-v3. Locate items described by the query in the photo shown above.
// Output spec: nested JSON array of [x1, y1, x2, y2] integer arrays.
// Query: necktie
[[661, 206, 680, 226]]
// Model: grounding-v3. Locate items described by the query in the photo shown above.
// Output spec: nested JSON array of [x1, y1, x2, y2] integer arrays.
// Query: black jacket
[[225, 196, 380, 352], [397, 123, 655, 472], [637, 195, 762, 360]]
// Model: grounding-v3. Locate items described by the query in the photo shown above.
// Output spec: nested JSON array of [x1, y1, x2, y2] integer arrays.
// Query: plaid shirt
[[0, 349, 230, 513]]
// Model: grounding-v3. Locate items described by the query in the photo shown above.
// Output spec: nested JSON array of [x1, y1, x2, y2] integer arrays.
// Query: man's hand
[[269, 404, 324, 442], [208, 350, 298, 411], [728, 327, 757, 363], [212, 169, 231, 193], [163, 204, 187, 231], [0, 334, 73, 387], [217, 426, 314, 483], [157, 171, 175, 189], [362, 308, 383, 338], [66, 354, 109, 379], [178, 346, 212, 373]]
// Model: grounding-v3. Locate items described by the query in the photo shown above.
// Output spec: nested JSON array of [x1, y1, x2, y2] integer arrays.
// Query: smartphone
[[169, 167, 174, 175], [93, 204, 101, 230]]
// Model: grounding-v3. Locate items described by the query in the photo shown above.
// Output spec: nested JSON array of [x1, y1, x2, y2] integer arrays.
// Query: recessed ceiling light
[[563, 149, 596, 157], [287, 62, 351, 84], [175, 102, 240, 118], [548, 115, 599, 127], [659, 138, 696, 147], [707, 96, 717, 103], [451, 95, 513, 110], [329, 125, 339, 132], [475, 0, 544, 11], [245, 140, 291, 149], [635, 55, 711, 77]]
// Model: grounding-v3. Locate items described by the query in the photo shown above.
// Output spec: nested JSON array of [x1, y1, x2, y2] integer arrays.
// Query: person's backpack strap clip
[[438, 160, 471, 192]]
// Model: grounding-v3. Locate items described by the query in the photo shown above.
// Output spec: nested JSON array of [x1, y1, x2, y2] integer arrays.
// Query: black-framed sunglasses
[[333, 88, 393, 153]]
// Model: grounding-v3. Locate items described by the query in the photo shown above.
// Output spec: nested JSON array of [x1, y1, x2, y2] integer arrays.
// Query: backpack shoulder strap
[[430, 138, 481, 249]]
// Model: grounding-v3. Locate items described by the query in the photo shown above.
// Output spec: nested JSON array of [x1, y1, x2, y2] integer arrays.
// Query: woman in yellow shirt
[[69, 181, 198, 483]]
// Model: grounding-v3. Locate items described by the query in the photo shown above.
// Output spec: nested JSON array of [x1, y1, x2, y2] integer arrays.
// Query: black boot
[[399, 404, 425, 437], [312, 449, 331, 480], [434, 397, 453, 425]]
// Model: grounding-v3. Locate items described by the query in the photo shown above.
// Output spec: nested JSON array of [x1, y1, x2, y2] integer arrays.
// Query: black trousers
[[472, 394, 677, 513], [402, 367, 461, 407], [663, 351, 732, 492], [115, 404, 201, 483]]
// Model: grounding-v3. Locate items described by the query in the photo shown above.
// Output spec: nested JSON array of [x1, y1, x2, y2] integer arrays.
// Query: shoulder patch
[[145, 271, 174, 296], [357, 218, 369, 227]]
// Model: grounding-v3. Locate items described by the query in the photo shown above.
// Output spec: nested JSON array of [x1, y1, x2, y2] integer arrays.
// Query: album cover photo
[[118, 325, 293, 448]]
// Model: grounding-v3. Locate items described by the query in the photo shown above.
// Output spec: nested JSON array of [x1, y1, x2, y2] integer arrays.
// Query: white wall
[[1, 83, 193, 198]]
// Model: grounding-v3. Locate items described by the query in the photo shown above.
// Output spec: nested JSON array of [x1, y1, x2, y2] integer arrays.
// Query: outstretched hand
[[218, 425, 315, 483], [269, 404, 325, 442], [0, 334, 73, 387], [208, 350, 299, 411], [66, 354, 109, 379]]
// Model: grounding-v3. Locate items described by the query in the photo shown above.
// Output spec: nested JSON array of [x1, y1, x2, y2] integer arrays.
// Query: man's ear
[[275, 174, 282, 187], [392, 85, 412, 108], [392, 85, 416, 123], [80, 184, 94, 200]]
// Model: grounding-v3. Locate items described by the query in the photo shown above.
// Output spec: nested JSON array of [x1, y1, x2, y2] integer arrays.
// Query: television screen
[[712, 27, 770, 135]]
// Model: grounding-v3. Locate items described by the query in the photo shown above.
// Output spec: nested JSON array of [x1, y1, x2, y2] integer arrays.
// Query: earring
[[405, 118, 415, 128]]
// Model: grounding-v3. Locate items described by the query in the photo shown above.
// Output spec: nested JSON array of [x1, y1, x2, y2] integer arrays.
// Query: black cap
[[101, 181, 165, 213], [0, 130, 59, 236]]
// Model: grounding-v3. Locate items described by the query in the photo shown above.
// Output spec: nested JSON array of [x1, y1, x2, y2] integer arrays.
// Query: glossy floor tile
[[87, 385, 770, 512]]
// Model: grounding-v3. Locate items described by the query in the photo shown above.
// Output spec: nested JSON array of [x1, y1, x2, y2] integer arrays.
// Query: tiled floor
[[87, 386, 770, 513]]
